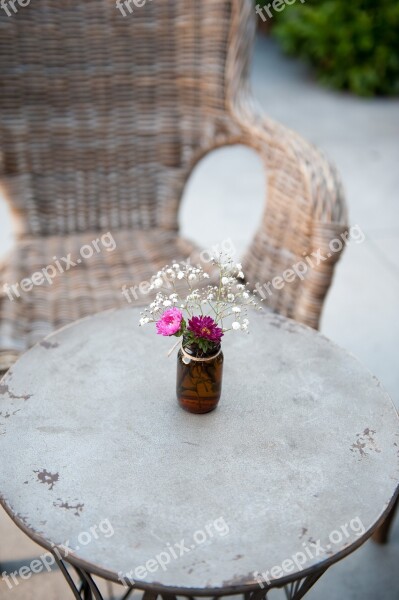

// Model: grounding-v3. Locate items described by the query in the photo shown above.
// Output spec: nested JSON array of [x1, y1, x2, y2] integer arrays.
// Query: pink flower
[[156, 308, 184, 336], [187, 315, 224, 343]]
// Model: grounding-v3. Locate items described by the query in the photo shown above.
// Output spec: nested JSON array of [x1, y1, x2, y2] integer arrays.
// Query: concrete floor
[[1, 34, 398, 599]]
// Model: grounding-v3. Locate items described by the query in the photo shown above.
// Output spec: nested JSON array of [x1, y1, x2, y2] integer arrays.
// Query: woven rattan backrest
[[0, 0, 253, 236]]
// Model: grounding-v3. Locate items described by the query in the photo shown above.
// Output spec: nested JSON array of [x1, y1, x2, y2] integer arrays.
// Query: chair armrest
[[231, 101, 348, 329], [0, 256, 22, 372]]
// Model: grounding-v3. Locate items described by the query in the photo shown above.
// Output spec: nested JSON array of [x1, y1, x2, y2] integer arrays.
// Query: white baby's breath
[[138, 252, 261, 337]]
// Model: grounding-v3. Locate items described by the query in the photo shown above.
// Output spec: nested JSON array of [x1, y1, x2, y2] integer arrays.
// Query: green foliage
[[270, 0, 399, 96], [183, 332, 217, 355], [173, 318, 186, 338]]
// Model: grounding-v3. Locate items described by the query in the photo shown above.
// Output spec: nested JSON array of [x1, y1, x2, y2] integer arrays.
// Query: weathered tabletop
[[0, 308, 398, 594]]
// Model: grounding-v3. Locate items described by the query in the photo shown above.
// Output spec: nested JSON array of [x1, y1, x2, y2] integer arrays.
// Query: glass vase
[[176, 343, 224, 414]]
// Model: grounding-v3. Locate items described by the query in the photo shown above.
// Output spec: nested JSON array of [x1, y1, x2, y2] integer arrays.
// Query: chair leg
[[372, 497, 399, 544]]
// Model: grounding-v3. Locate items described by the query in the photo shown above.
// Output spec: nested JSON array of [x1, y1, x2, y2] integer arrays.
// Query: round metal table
[[0, 308, 398, 600]]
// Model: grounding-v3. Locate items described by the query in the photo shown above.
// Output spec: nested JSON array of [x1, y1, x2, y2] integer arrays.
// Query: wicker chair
[[0, 0, 347, 374]]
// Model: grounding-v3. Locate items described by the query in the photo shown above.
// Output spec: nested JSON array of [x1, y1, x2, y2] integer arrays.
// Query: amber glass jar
[[176, 342, 224, 414]]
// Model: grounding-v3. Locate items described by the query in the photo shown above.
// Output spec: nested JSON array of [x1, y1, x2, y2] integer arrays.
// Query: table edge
[[1, 476, 398, 594]]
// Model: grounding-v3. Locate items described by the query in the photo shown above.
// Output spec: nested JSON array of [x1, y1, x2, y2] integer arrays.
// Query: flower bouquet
[[139, 255, 261, 413]]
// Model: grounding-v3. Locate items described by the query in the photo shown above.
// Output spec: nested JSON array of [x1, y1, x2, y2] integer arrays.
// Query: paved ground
[[1, 34, 398, 600]]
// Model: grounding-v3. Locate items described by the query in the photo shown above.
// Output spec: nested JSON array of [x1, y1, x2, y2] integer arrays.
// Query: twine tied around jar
[[167, 339, 222, 363], [180, 345, 222, 365]]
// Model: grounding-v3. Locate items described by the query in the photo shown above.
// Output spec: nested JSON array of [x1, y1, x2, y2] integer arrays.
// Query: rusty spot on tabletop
[[372, 375, 381, 387], [16, 513, 29, 526], [351, 428, 381, 459], [40, 340, 59, 349], [222, 571, 262, 587], [0, 409, 21, 419], [299, 527, 308, 539], [308, 536, 317, 545], [351, 440, 367, 458], [34, 469, 59, 490], [0, 383, 32, 401], [53, 499, 84, 516], [363, 427, 376, 437]]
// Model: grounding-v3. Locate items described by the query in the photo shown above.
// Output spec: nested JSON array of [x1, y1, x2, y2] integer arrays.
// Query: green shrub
[[270, 0, 399, 96]]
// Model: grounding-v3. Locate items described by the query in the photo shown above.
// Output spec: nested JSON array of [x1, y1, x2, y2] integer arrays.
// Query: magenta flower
[[156, 308, 184, 336], [187, 315, 224, 343]]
